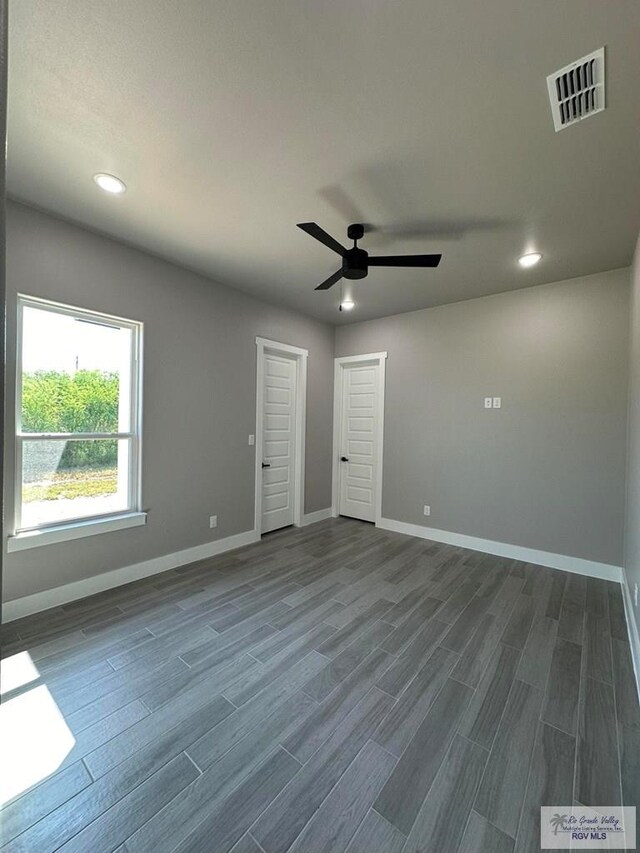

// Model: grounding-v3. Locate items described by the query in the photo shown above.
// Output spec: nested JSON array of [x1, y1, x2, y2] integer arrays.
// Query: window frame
[[12, 294, 144, 542]]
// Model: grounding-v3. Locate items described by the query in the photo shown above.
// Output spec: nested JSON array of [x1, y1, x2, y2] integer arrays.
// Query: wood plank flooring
[[1, 518, 638, 853]]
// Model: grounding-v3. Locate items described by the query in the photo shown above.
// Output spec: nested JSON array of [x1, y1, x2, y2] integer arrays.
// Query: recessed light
[[518, 252, 542, 268], [340, 299, 355, 311], [93, 173, 126, 194]]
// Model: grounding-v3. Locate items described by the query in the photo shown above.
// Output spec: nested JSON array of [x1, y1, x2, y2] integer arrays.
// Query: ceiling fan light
[[518, 252, 542, 268], [340, 299, 355, 311]]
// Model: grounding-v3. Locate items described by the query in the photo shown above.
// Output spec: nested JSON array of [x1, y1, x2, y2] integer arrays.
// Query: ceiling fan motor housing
[[343, 247, 368, 279]]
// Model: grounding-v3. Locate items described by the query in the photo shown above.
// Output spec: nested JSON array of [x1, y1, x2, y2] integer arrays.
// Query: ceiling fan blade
[[368, 254, 442, 268], [297, 222, 346, 256], [314, 269, 343, 291]]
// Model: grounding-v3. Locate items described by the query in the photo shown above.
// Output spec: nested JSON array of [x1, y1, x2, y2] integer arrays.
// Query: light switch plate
[[484, 397, 493, 409], [493, 397, 502, 408]]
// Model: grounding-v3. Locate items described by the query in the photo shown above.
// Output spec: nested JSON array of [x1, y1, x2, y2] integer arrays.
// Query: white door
[[338, 361, 379, 522], [261, 351, 296, 533]]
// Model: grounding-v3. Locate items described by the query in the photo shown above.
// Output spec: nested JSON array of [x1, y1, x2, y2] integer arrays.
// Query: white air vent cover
[[546, 47, 605, 131]]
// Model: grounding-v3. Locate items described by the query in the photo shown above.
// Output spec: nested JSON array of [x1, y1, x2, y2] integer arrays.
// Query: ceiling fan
[[297, 222, 442, 290]]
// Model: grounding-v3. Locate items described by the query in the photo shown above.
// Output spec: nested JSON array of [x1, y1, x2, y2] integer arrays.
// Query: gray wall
[[624, 235, 640, 634], [3, 201, 334, 601], [336, 269, 630, 566]]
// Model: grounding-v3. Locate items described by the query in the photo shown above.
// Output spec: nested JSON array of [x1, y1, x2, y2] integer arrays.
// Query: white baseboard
[[2, 528, 260, 623], [302, 508, 333, 526], [377, 517, 623, 583], [621, 573, 640, 704]]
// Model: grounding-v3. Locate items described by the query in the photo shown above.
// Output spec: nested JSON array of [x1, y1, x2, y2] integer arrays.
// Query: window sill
[[7, 512, 147, 553]]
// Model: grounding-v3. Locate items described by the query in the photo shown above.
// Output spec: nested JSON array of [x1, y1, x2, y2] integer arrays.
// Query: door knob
[[340, 456, 349, 462], [262, 462, 271, 468]]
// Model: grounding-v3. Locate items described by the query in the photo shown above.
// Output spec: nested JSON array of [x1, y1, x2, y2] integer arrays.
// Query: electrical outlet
[[484, 397, 493, 409], [423, 505, 431, 517], [493, 397, 502, 409], [248, 434, 255, 445], [209, 515, 218, 529], [635, 583, 638, 608]]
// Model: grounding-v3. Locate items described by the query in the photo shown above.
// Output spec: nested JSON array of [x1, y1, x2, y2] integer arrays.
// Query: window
[[12, 295, 143, 545]]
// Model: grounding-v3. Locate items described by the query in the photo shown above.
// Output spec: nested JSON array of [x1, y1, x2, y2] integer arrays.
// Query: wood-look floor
[[1, 518, 638, 853]]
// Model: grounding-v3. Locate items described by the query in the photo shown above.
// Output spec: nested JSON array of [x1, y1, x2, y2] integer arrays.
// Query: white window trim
[[9, 294, 145, 548], [7, 512, 147, 552]]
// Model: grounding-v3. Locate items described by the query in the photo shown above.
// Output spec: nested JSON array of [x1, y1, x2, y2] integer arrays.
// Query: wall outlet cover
[[248, 434, 255, 445], [423, 505, 431, 516], [209, 515, 218, 529]]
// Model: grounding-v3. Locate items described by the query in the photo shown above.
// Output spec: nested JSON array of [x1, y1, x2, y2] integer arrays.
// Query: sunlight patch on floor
[[0, 650, 40, 695], [0, 655, 75, 806]]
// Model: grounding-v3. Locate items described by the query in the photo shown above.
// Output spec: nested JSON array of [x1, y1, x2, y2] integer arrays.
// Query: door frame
[[254, 337, 308, 536], [331, 351, 387, 526]]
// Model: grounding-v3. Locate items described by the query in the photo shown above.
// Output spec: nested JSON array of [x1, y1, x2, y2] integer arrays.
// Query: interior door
[[338, 361, 378, 522], [261, 351, 296, 533]]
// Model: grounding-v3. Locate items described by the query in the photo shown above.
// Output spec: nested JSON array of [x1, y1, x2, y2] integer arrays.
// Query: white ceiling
[[8, 0, 640, 323]]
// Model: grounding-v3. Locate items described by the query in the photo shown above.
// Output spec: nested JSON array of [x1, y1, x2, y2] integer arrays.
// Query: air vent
[[546, 47, 605, 132]]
